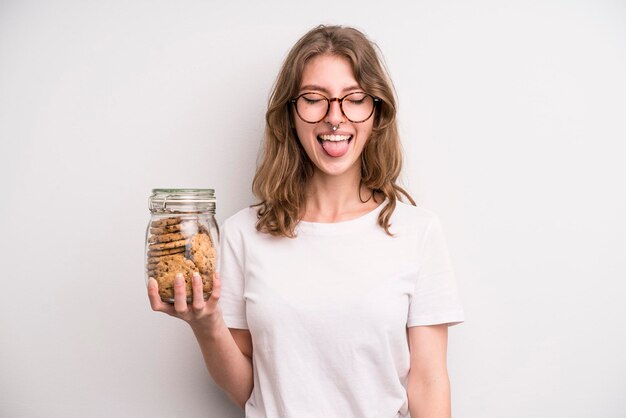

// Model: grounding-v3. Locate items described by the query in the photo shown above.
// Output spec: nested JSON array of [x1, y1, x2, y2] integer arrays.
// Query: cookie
[[147, 247, 186, 257], [200, 273, 213, 294], [148, 239, 187, 251], [148, 232, 188, 244], [150, 271, 212, 301], [147, 253, 186, 264], [146, 254, 187, 277], [148, 256, 198, 275], [150, 220, 199, 236], [198, 224, 215, 242], [154, 272, 191, 301], [150, 217, 182, 228], [149, 257, 200, 300], [189, 233, 216, 274], [150, 224, 182, 235]]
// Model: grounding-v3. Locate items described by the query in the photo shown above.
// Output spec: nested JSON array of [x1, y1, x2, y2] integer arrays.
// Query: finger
[[205, 272, 221, 311], [173, 273, 189, 314], [147, 277, 174, 315], [191, 272, 205, 312]]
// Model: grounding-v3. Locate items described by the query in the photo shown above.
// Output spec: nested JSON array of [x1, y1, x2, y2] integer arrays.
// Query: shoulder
[[220, 206, 258, 237], [389, 200, 440, 233]]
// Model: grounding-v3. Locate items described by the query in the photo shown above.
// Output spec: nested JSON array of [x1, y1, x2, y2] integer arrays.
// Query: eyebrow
[[299, 84, 363, 95]]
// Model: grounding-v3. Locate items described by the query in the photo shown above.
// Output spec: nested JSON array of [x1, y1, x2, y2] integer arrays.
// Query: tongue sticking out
[[321, 140, 350, 157]]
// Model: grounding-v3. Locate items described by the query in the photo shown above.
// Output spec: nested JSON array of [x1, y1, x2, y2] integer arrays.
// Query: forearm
[[191, 307, 253, 409], [408, 372, 451, 418]]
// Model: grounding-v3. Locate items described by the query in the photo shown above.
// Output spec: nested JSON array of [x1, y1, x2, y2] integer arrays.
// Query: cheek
[[294, 122, 314, 147], [356, 122, 374, 142]]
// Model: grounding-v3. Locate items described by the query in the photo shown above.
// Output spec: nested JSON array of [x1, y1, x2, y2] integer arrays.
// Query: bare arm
[[148, 272, 253, 409], [407, 324, 451, 418]]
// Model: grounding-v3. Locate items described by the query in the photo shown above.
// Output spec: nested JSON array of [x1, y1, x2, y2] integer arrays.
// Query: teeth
[[319, 134, 351, 142]]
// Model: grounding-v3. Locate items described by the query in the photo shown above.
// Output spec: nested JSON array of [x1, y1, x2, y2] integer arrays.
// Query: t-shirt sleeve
[[218, 217, 249, 329], [407, 215, 465, 327]]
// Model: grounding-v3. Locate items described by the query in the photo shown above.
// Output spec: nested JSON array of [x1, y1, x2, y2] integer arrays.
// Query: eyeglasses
[[290, 92, 380, 124]]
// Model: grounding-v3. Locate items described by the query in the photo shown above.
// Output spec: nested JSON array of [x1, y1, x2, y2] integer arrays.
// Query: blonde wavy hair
[[252, 24, 415, 238]]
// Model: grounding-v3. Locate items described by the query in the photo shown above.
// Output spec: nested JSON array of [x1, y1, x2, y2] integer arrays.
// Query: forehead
[[299, 54, 360, 94]]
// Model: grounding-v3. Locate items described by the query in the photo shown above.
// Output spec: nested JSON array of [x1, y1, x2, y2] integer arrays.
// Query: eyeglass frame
[[289, 91, 381, 124]]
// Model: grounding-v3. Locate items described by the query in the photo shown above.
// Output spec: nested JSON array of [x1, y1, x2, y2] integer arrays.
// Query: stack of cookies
[[146, 216, 216, 301]]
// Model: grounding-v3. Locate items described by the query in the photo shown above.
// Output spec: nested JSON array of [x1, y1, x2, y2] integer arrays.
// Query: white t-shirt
[[219, 200, 464, 418]]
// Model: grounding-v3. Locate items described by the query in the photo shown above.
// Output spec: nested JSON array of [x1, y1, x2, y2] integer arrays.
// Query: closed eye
[[344, 92, 368, 104]]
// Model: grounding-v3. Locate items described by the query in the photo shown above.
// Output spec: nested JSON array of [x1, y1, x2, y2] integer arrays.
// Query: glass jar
[[145, 189, 219, 303]]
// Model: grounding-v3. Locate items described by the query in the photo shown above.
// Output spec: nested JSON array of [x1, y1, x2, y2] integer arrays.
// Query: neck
[[301, 169, 378, 223]]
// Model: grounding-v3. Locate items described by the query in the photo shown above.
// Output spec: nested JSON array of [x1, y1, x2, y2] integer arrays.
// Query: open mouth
[[317, 134, 353, 158]]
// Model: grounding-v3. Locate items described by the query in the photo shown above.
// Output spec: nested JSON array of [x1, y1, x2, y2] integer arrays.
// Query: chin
[[313, 159, 361, 179]]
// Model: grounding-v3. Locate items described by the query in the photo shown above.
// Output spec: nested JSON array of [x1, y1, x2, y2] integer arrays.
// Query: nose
[[325, 98, 345, 126]]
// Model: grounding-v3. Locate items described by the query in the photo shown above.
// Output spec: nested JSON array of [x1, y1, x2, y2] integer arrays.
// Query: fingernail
[[175, 273, 183, 284], [148, 277, 156, 289], [192, 272, 200, 282]]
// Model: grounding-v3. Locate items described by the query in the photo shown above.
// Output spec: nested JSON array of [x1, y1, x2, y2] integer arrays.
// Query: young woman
[[148, 25, 464, 418]]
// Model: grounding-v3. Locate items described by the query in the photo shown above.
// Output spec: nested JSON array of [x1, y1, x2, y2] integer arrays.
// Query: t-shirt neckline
[[296, 199, 387, 236]]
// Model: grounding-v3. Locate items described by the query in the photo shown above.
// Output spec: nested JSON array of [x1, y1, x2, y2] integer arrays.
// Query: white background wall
[[1, 0, 625, 417]]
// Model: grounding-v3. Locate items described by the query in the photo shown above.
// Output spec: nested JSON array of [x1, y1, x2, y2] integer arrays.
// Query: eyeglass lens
[[295, 92, 375, 123]]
